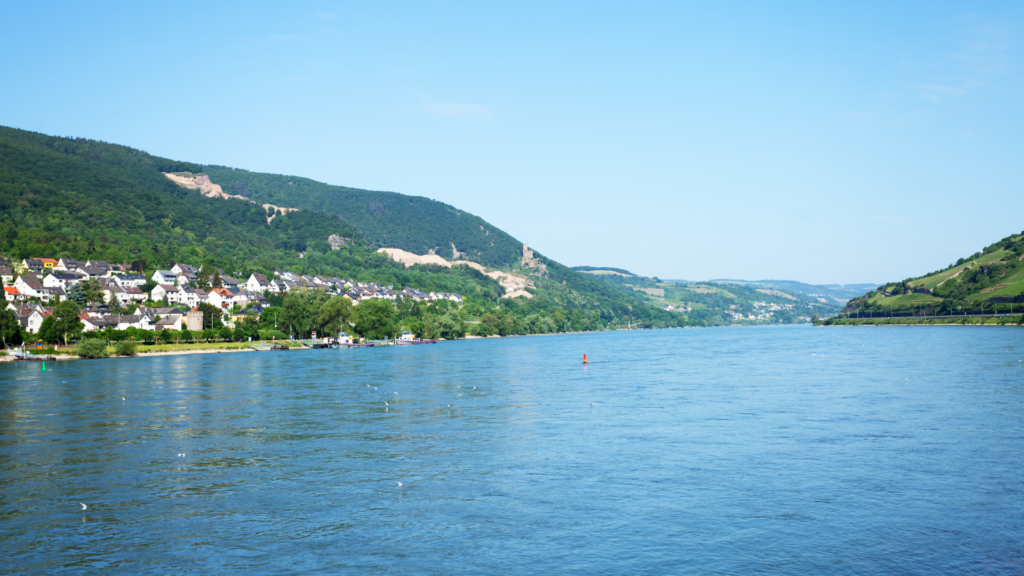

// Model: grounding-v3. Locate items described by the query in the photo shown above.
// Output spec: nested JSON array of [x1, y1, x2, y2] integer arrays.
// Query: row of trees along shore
[[2, 283, 658, 349]]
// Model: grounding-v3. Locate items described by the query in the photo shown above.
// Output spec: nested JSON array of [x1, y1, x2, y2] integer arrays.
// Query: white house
[[80, 315, 118, 332], [118, 286, 147, 304], [114, 315, 146, 330], [4, 286, 24, 302], [219, 275, 240, 289], [12, 308, 46, 333], [171, 263, 198, 275], [14, 274, 44, 300], [207, 288, 235, 310], [179, 287, 208, 309], [246, 273, 271, 293], [76, 266, 109, 279], [43, 273, 82, 290], [152, 270, 179, 285], [151, 283, 181, 304], [113, 274, 146, 288], [55, 258, 83, 272], [177, 271, 198, 286]]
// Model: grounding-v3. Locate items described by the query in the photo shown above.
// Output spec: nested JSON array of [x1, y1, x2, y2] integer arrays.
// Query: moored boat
[[337, 333, 375, 347], [396, 331, 437, 345]]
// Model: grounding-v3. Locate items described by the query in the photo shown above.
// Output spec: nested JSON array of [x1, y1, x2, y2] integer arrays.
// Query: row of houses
[[16, 257, 136, 275], [245, 272, 463, 304], [5, 301, 190, 334], [2, 255, 465, 311], [4, 271, 149, 304]]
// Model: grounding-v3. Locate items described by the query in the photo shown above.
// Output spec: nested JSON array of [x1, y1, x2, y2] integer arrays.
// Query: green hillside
[[0, 127, 358, 270], [708, 279, 875, 305], [203, 165, 521, 267], [0, 125, 697, 334], [840, 231, 1024, 317], [579, 266, 840, 324], [573, 266, 636, 276]]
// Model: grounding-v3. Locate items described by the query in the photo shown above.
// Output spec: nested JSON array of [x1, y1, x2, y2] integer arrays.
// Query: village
[[1, 256, 463, 336], [723, 300, 796, 322]]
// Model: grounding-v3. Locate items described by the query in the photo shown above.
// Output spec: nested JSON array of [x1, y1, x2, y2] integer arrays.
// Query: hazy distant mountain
[[709, 280, 876, 305]]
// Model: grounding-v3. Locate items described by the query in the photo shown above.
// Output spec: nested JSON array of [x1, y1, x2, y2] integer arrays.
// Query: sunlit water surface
[[2, 326, 1024, 574]]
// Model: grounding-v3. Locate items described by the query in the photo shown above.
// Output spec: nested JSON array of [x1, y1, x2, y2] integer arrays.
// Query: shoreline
[[0, 323, 815, 363], [0, 346, 260, 363]]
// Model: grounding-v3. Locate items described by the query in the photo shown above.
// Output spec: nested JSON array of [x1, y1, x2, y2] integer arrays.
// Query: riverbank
[[0, 324, 770, 363], [820, 315, 1024, 327], [0, 341, 307, 362]]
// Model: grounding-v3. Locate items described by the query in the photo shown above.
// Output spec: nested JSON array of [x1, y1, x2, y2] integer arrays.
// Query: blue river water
[[1, 325, 1023, 574]]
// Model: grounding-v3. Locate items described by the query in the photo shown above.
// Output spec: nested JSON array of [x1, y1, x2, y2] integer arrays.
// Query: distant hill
[[841, 231, 1024, 317], [203, 166, 522, 268], [0, 124, 698, 333], [579, 266, 840, 323], [710, 279, 876, 305], [0, 126, 359, 271], [573, 266, 636, 276]]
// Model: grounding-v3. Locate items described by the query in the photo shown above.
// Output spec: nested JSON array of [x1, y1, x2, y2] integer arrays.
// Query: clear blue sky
[[2, 1, 1022, 285]]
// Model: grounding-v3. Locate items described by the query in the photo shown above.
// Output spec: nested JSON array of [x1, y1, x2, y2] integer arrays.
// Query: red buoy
[[583, 354, 588, 364]]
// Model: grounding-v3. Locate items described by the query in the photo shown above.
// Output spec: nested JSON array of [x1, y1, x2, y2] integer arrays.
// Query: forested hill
[[0, 126, 358, 270], [841, 231, 1024, 317], [0, 124, 700, 332], [203, 166, 522, 267]]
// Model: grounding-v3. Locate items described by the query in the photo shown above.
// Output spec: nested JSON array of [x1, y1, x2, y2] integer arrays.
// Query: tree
[[351, 298, 398, 340], [437, 310, 465, 340], [159, 329, 173, 343], [131, 259, 146, 274], [66, 283, 88, 307], [37, 316, 59, 345], [197, 302, 222, 330], [282, 289, 319, 337], [219, 326, 233, 341], [52, 300, 84, 345], [212, 270, 223, 289], [811, 312, 820, 323], [0, 309, 25, 348], [79, 279, 105, 305], [259, 306, 284, 331], [106, 292, 123, 314], [180, 329, 194, 342], [76, 339, 109, 358], [198, 264, 213, 288], [318, 296, 353, 336]]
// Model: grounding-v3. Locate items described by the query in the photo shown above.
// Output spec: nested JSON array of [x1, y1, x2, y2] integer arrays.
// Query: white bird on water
[[396, 482, 403, 487], [121, 396, 125, 401], [79, 502, 87, 511]]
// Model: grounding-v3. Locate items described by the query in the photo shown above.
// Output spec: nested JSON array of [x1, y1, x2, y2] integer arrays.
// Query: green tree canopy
[[318, 296, 353, 336], [351, 298, 398, 340], [437, 310, 466, 340], [52, 300, 83, 345], [0, 309, 24, 348]]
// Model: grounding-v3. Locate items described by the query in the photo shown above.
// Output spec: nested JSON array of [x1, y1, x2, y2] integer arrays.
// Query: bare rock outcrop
[[327, 235, 350, 250], [377, 248, 534, 298], [163, 172, 297, 224], [520, 243, 547, 276]]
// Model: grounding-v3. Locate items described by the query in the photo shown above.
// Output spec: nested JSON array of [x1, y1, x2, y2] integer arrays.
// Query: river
[[2, 325, 1023, 574]]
